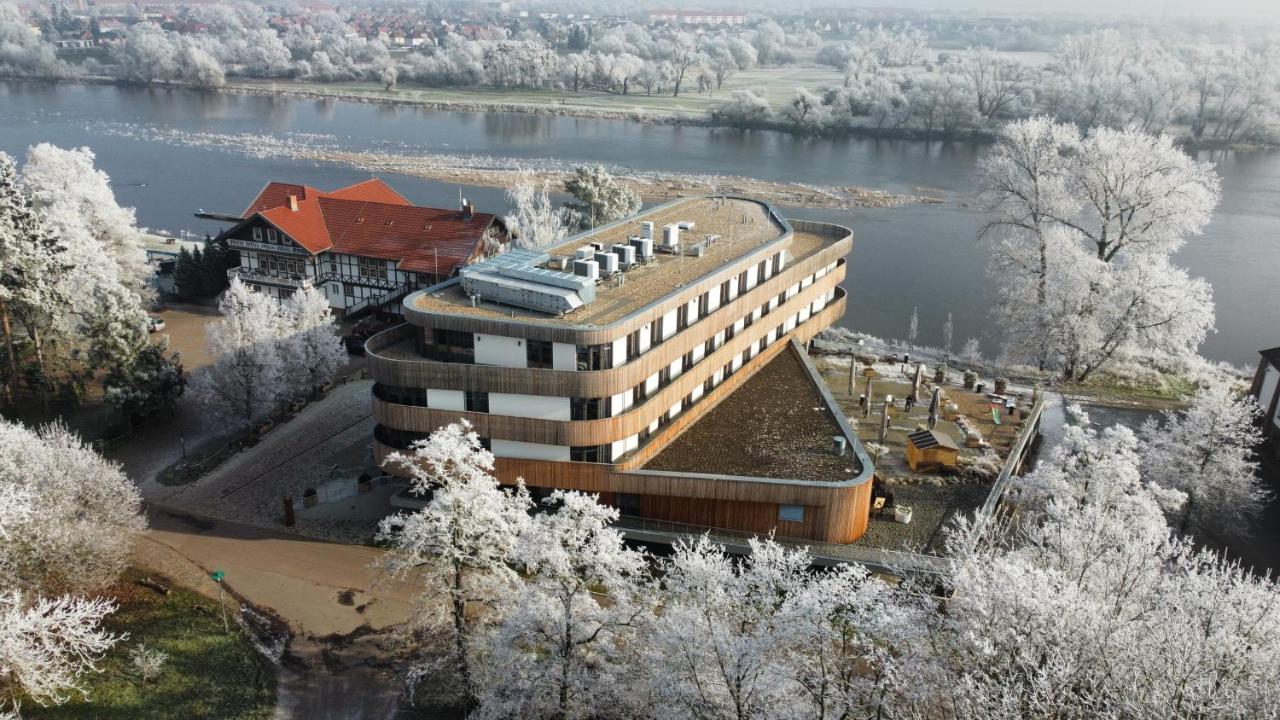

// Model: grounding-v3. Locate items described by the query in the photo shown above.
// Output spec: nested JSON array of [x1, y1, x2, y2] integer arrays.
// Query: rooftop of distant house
[[408, 196, 838, 327], [1261, 346, 1280, 368], [643, 342, 866, 483], [234, 179, 498, 274]]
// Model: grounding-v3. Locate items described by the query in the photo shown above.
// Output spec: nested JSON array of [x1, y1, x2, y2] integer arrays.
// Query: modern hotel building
[[367, 196, 876, 543]]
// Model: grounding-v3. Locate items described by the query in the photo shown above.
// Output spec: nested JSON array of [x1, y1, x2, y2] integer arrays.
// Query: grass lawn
[[24, 570, 276, 720]]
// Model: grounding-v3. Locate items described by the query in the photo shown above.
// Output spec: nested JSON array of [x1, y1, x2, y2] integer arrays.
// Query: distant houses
[[647, 9, 746, 26]]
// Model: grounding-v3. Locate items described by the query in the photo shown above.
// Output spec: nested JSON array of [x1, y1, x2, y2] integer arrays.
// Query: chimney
[[461, 199, 474, 220], [287, 195, 299, 212]]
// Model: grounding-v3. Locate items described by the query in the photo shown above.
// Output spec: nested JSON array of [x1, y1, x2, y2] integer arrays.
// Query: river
[[2, 81, 1278, 368]]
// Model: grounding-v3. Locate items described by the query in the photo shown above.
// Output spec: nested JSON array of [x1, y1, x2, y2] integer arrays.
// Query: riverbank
[[97, 119, 937, 211], [6, 72, 1266, 153]]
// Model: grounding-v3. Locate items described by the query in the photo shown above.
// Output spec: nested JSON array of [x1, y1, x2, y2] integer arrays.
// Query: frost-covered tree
[[956, 47, 1036, 122], [1141, 384, 1268, 537], [562, 164, 641, 230], [977, 120, 1220, 379], [711, 89, 771, 128], [187, 278, 283, 427], [916, 409, 1280, 719], [21, 145, 151, 301], [0, 419, 145, 594], [505, 172, 569, 250], [376, 421, 532, 711], [0, 591, 122, 716], [279, 286, 343, 398], [0, 152, 70, 403], [648, 536, 809, 719], [476, 491, 647, 720]]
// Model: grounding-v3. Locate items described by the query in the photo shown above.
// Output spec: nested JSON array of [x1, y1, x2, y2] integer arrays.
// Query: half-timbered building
[[208, 179, 505, 314]]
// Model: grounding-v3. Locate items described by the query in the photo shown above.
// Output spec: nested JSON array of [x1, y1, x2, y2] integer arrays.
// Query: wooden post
[[282, 495, 295, 527], [847, 355, 856, 395]]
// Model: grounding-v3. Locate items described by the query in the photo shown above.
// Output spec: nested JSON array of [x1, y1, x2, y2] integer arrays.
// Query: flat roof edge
[[627, 338, 875, 489]]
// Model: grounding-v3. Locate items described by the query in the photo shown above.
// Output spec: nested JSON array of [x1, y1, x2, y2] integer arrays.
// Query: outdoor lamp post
[[210, 570, 228, 634]]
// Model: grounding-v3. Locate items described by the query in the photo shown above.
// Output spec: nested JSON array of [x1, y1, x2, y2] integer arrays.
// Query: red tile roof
[[240, 179, 496, 273]]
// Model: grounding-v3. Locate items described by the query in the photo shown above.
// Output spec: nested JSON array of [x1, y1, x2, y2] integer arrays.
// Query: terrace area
[[812, 354, 1033, 554], [643, 343, 865, 483], [408, 197, 834, 327]]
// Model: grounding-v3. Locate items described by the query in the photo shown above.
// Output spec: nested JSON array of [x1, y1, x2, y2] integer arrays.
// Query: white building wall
[[1261, 364, 1280, 428], [489, 393, 570, 421], [707, 289, 721, 313], [669, 357, 683, 380], [645, 372, 660, 395], [661, 308, 679, 340], [474, 333, 525, 368], [491, 439, 570, 461], [638, 324, 652, 353], [746, 265, 759, 289], [427, 389, 465, 410], [552, 342, 577, 371], [612, 336, 628, 368]]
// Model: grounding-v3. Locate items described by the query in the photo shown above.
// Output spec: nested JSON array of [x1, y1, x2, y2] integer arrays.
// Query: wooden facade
[[370, 199, 875, 543]]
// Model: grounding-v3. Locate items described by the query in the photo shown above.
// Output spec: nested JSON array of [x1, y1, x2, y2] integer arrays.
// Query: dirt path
[[135, 506, 420, 719]]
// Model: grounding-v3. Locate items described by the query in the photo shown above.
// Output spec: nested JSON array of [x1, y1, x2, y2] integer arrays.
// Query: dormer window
[[252, 227, 263, 242], [267, 229, 279, 244]]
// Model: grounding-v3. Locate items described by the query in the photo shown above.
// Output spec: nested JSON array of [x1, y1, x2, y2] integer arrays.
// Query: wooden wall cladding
[[368, 261, 847, 396], [373, 431, 871, 543], [372, 291, 846, 448]]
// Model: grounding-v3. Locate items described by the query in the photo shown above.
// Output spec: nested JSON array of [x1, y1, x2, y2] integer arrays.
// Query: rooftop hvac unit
[[576, 245, 595, 260], [573, 259, 599, 282], [590, 241, 606, 252], [677, 220, 696, 231], [640, 221, 654, 240], [629, 236, 653, 260], [612, 244, 637, 268], [662, 224, 680, 248], [594, 251, 619, 275], [691, 244, 705, 258]]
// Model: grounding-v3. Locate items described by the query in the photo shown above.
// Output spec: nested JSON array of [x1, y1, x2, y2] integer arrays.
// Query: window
[[252, 227, 263, 242], [633, 381, 649, 403], [424, 329, 475, 363], [682, 351, 695, 373], [649, 319, 663, 347], [576, 344, 612, 371], [720, 280, 731, 305], [616, 493, 642, 517], [571, 397, 606, 421], [358, 257, 387, 280], [779, 505, 805, 523], [570, 445, 607, 462], [266, 229, 279, 244], [626, 330, 641, 360], [677, 308, 689, 332], [464, 391, 488, 413], [526, 340, 554, 369], [375, 384, 428, 406], [698, 292, 710, 318], [344, 284, 355, 297]]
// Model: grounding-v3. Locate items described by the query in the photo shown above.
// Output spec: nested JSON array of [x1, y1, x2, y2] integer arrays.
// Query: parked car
[[147, 315, 166, 333]]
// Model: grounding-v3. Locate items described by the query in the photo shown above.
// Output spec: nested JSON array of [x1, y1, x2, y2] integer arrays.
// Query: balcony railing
[[227, 267, 315, 289], [226, 237, 311, 256]]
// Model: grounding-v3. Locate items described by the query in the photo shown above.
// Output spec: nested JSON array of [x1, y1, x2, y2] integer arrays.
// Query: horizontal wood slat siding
[[372, 435, 871, 543], [368, 259, 846, 396], [399, 224, 849, 348], [372, 292, 845, 447]]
